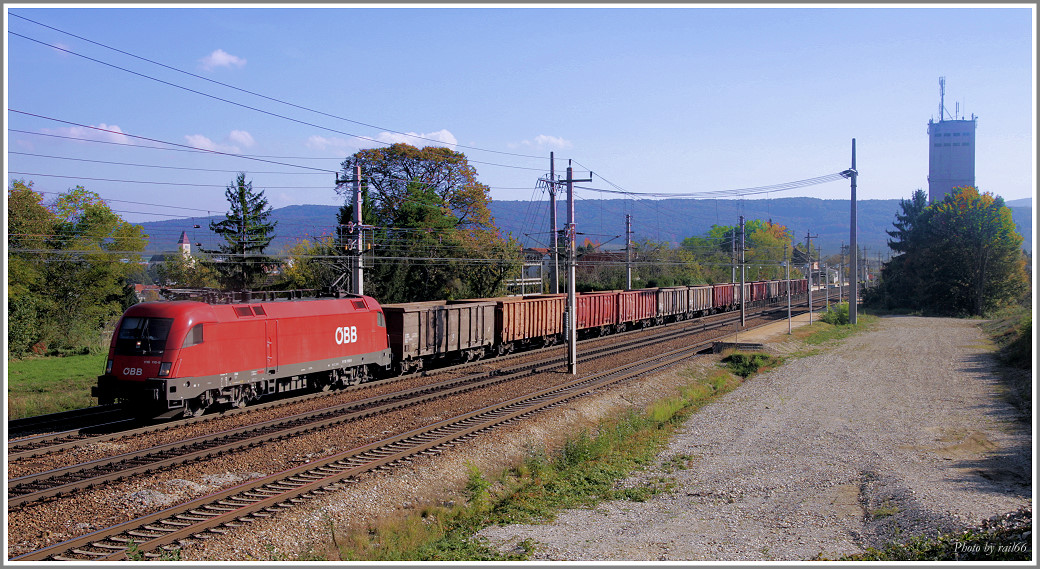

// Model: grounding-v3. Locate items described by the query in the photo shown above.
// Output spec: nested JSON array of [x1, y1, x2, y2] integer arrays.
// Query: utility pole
[[842, 139, 859, 325], [731, 226, 736, 284], [336, 165, 365, 296], [739, 215, 746, 328], [785, 243, 792, 335], [565, 161, 592, 375], [861, 245, 868, 287], [824, 258, 829, 311], [805, 230, 818, 325], [549, 153, 560, 294], [839, 242, 845, 303], [625, 214, 633, 290]]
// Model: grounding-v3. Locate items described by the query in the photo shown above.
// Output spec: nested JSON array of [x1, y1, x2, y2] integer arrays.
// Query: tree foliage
[[7, 181, 147, 356], [204, 173, 278, 290], [154, 250, 219, 289], [333, 144, 520, 302], [867, 186, 1029, 316]]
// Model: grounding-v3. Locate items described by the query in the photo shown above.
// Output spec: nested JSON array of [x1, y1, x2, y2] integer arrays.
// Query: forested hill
[[139, 197, 1033, 257]]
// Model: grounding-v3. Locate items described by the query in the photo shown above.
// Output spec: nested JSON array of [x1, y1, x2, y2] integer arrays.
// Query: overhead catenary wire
[[9, 109, 336, 173], [8, 20, 553, 165]]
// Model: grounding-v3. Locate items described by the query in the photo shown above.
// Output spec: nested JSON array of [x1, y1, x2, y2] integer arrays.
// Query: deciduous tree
[[334, 144, 520, 302], [868, 186, 1028, 316]]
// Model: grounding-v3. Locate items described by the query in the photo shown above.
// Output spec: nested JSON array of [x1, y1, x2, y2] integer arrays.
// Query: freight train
[[93, 280, 808, 419]]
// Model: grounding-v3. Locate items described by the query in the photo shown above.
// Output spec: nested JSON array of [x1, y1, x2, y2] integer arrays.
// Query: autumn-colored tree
[[334, 144, 520, 302], [867, 186, 1028, 315]]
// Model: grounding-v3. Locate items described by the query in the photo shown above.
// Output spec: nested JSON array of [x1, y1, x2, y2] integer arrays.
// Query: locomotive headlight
[[158, 362, 172, 377], [105, 359, 113, 374]]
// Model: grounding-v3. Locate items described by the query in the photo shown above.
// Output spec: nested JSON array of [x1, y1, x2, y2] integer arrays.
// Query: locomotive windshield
[[115, 317, 174, 356]]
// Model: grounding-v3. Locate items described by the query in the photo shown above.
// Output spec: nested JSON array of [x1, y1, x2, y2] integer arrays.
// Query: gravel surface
[[475, 315, 1032, 561]]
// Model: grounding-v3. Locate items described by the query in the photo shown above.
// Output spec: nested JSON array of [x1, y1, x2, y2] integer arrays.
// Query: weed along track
[[7, 301, 822, 560]]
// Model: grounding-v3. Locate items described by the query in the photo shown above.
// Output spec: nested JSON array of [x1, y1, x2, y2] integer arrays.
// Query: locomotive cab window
[[115, 317, 174, 356], [181, 324, 204, 348]]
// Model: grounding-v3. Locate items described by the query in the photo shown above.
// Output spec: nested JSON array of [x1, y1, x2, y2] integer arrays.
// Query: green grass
[[801, 313, 880, 347], [979, 306, 1032, 419], [7, 353, 105, 419]]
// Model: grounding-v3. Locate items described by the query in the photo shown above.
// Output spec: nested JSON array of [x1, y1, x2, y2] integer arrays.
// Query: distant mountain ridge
[[138, 197, 1033, 257]]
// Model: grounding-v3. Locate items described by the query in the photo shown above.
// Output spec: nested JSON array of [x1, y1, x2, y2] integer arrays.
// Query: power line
[[9, 15, 547, 161], [9, 171, 332, 190], [9, 109, 336, 173], [9, 151, 332, 175], [573, 172, 848, 199]]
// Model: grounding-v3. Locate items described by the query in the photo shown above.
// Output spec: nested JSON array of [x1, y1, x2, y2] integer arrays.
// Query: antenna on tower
[[955, 101, 959, 120], [938, 76, 947, 121]]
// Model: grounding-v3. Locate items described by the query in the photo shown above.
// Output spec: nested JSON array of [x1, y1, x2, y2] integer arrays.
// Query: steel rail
[[13, 331, 717, 561]]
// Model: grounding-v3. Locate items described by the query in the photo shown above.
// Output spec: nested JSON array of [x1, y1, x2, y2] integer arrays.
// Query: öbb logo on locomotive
[[335, 326, 358, 345]]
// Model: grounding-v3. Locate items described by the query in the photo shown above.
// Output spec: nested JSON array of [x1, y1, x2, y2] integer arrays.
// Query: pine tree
[[206, 173, 277, 290]]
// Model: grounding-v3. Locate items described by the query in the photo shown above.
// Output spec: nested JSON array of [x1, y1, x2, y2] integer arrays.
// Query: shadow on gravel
[[948, 352, 1032, 500]]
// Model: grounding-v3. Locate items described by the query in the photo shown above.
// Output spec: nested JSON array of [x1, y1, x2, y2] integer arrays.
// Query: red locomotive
[[93, 295, 392, 418]]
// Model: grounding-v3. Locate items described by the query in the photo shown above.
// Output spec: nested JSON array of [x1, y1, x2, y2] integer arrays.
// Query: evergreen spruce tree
[[206, 173, 277, 291]]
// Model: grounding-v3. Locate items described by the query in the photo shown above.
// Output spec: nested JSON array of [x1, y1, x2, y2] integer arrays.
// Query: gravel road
[[475, 315, 1032, 561]]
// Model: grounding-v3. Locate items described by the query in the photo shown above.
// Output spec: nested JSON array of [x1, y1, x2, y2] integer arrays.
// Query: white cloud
[[183, 130, 257, 153], [184, 134, 238, 153], [376, 129, 458, 149], [305, 135, 354, 153], [534, 134, 572, 149], [305, 129, 458, 155], [228, 130, 255, 148], [43, 123, 131, 144], [510, 134, 573, 151], [199, 49, 246, 71]]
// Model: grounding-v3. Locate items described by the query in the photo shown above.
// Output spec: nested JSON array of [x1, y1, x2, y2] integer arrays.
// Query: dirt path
[[475, 315, 1032, 561]]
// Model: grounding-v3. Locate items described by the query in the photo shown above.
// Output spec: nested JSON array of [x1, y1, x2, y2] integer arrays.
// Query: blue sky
[[5, 4, 1035, 234]]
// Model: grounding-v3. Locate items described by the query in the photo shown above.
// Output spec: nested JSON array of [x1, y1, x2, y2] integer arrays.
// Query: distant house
[[134, 283, 162, 303]]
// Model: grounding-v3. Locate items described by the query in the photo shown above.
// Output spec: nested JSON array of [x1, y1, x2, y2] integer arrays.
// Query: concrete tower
[[927, 77, 977, 203]]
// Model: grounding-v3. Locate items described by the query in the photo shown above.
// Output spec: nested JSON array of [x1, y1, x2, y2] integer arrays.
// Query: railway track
[[8, 302, 795, 509], [7, 405, 134, 440], [12, 315, 756, 561], [9, 296, 828, 560]]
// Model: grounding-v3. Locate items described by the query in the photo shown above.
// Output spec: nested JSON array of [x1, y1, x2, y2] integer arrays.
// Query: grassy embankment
[[978, 306, 1032, 419], [7, 353, 105, 420], [281, 316, 874, 562]]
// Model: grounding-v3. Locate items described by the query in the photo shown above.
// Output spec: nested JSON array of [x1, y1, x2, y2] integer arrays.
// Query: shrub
[[819, 302, 850, 325], [721, 352, 779, 378]]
